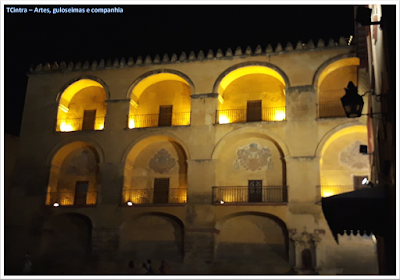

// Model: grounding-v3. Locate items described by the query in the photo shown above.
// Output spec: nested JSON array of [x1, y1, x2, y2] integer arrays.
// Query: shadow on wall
[[36, 213, 92, 275]]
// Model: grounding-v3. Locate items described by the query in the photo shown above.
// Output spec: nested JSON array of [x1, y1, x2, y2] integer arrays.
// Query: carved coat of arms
[[234, 143, 273, 171], [149, 148, 176, 174]]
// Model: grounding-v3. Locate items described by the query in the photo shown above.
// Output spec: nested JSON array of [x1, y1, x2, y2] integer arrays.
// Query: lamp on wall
[[341, 82, 382, 118]]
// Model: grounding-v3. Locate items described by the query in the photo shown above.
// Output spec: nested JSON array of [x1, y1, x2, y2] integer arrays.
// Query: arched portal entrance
[[38, 213, 92, 274], [214, 212, 290, 274], [119, 213, 184, 262]]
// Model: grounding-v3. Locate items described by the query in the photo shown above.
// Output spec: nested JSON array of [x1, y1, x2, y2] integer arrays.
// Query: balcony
[[212, 186, 288, 204], [128, 112, 190, 129], [318, 101, 346, 118], [57, 117, 105, 132], [319, 185, 354, 198], [215, 106, 286, 124], [122, 188, 187, 205], [45, 191, 98, 206]]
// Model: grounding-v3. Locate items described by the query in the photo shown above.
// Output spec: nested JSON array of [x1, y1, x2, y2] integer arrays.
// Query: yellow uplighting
[[95, 122, 105, 130], [59, 79, 104, 109], [128, 119, 135, 129], [218, 66, 286, 94], [273, 110, 286, 121], [322, 191, 334, 198], [60, 122, 73, 132], [317, 57, 360, 88], [59, 104, 69, 113], [219, 115, 230, 124]]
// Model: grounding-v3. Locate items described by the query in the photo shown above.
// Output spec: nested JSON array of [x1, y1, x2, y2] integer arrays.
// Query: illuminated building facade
[[5, 38, 380, 275]]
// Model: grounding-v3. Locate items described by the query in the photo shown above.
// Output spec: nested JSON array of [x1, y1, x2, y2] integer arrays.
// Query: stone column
[[98, 163, 125, 205], [104, 99, 130, 131]]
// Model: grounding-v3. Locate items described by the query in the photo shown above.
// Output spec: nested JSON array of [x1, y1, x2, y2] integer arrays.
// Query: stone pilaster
[[104, 99, 130, 131], [98, 163, 125, 205]]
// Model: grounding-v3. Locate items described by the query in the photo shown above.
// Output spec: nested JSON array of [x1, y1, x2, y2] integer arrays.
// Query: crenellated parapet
[[29, 37, 351, 74]]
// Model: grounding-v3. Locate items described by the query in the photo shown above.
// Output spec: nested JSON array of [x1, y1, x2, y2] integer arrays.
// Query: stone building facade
[[5, 38, 379, 274]]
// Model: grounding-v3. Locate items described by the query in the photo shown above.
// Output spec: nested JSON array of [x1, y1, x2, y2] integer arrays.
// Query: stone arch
[[46, 136, 105, 166], [213, 61, 290, 96], [316, 123, 369, 197], [214, 211, 290, 274], [126, 70, 194, 128], [312, 53, 359, 88], [56, 75, 111, 103], [37, 212, 92, 274], [313, 54, 360, 118], [212, 126, 289, 159], [118, 212, 184, 262], [45, 140, 102, 206], [212, 127, 288, 200], [55, 76, 109, 131], [122, 133, 190, 204], [314, 122, 366, 158], [126, 69, 195, 101]]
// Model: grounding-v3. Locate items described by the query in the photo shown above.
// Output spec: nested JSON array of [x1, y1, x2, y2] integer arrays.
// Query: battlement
[[29, 37, 351, 74]]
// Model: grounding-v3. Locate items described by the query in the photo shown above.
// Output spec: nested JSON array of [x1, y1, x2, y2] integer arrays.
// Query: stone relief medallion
[[149, 148, 176, 174], [339, 140, 369, 169], [234, 143, 273, 171]]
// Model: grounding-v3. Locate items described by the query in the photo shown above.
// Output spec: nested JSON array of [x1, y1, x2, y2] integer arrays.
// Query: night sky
[[3, 4, 355, 136]]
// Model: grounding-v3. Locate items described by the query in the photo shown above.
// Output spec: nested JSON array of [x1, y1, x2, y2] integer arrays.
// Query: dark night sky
[[3, 4, 355, 136]]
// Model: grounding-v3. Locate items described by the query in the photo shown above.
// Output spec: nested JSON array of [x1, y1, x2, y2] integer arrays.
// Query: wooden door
[[74, 181, 89, 205], [246, 100, 262, 122], [353, 175, 368, 190], [82, 110, 96, 130], [154, 178, 169, 204], [248, 180, 262, 202], [158, 105, 173, 127]]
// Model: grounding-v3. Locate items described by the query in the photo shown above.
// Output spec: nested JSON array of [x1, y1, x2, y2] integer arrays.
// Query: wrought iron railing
[[319, 185, 354, 198], [122, 188, 187, 204], [212, 186, 288, 203], [215, 106, 286, 124], [127, 112, 190, 128], [45, 191, 98, 206], [56, 117, 105, 131], [318, 101, 346, 118]]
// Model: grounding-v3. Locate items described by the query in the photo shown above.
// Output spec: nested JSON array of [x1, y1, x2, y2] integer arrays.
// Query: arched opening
[[214, 212, 290, 274], [319, 126, 370, 198], [212, 131, 287, 204], [56, 78, 107, 132], [128, 72, 192, 128], [317, 57, 360, 118], [46, 141, 100, 206], [119, 213, 184, 262], [214, 65, 287, 124], [38, 213, 92, 274], [123, 135, 188, 205]]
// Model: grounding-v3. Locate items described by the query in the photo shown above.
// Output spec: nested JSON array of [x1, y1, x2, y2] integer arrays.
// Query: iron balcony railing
[[122, 188, 187, 204], [127, 112, 191, 128], [212, 186, 288, 204], [319, 185, 354, 198], [45, 191, 98, 206], [215, 106, 286, 124], [56, 117, 105, 132], [318, 101, 346, 118]]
